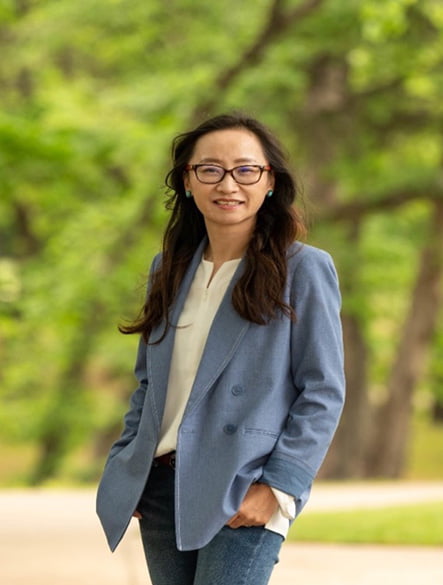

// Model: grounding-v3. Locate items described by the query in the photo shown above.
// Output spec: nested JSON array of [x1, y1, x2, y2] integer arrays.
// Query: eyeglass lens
[[196, 165, 263, 184]]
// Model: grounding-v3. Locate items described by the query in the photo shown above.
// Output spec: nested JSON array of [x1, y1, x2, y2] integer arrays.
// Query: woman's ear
[[183, 171, 191, 191]]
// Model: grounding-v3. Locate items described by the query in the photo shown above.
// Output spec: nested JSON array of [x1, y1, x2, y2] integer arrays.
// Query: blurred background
[[1, 0, 443, 492]]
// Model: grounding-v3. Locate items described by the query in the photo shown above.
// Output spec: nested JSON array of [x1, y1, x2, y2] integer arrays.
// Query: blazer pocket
[[243, 427, 279, 439]]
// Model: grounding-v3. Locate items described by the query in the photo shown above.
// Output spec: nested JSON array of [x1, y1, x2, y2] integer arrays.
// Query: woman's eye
[[237, 166, 255, 175], [201, 166, 221, 175]]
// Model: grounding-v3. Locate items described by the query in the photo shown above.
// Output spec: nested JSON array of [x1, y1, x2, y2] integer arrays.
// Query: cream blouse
[[155, 258, 295, 538]]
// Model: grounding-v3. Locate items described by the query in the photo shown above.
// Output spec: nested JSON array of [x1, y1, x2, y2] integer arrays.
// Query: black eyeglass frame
[[185, 163, 272, 185]]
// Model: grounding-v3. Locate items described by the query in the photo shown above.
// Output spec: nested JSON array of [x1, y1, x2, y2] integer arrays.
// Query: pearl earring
[[266, 190, 273, 198], [185, 190, 192, 198]]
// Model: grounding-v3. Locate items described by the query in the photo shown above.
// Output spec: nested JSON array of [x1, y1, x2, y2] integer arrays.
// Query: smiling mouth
[[214, 199, 244, 207]]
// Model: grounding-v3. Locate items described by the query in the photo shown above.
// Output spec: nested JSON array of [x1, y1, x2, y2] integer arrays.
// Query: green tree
[[1, 0, 442, 483]]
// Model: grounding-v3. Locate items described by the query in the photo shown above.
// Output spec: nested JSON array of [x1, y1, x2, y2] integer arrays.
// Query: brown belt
[[153, 452, 176, 470]]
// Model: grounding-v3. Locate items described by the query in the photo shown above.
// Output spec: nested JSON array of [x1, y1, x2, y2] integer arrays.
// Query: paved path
[[1, 482, 442, 585]]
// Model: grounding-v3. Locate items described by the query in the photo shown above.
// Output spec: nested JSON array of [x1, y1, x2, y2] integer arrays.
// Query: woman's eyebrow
[[197, 157, 259, 164]]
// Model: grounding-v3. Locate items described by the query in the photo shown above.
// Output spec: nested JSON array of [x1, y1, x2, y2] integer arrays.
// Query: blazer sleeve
[[107, 253, 160, 460], [260, 247, 345, 497]]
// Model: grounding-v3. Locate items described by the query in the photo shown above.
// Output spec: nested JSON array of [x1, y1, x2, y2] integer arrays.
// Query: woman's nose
[[216, 171, 238, 191]]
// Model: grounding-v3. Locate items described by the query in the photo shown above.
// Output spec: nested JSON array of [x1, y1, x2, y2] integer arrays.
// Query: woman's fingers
[[226, 484, 278, 528]]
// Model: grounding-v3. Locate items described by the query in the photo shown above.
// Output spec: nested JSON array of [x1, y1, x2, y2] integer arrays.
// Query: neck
[[204, 224, 252, 266]]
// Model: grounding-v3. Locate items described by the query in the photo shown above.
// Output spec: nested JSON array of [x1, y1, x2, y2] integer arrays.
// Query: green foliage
[[289, 501, 443, 546], [1, 0, 443, 484]]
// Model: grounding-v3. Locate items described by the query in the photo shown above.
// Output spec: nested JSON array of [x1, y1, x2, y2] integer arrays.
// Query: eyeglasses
[[186, 164, 272, 185]]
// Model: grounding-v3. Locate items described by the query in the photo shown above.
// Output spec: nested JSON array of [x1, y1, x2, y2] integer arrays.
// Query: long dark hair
[[121, 113, 306, 342]]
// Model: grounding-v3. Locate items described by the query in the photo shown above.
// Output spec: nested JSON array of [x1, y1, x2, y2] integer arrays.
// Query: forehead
[[191, 128, 267, 161]]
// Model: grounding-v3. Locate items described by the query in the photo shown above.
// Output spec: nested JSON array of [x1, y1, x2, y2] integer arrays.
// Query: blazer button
[[231, 385, 244, 396], [223, 424, 238, 435]]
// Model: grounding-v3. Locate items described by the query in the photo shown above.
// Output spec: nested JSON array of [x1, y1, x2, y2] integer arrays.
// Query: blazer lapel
[[183, 260, 250, 416], [148, 240, 207, 426]]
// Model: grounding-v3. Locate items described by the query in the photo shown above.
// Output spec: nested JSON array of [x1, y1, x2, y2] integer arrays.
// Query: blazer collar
[[148, 239, 250, 422], [148, 239, 207, 425]]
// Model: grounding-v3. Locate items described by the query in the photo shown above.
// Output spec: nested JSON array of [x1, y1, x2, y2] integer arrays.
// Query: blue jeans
[[137, 465, 283, 585]]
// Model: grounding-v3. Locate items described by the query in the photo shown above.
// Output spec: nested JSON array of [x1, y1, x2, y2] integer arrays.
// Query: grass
[[288, 502, 443, 546]]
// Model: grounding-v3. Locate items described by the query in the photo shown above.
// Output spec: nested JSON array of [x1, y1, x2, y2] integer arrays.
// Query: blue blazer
[[96, 240, 345, 551]]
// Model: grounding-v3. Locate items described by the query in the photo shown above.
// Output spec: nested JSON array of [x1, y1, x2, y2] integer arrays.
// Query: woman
[[96, 113, 345, 585]]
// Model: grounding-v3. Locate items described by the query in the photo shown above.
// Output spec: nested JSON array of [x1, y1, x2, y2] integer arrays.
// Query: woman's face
[[184, 128, 274, 235]]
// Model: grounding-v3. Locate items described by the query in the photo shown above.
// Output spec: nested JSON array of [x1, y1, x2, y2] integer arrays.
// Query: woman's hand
[[227, 483, 278, 529]]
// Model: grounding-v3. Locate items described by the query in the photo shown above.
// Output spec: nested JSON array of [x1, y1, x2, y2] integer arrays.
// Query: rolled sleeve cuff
[[261, 454, 314, 498], [270, 487, 296, 520]]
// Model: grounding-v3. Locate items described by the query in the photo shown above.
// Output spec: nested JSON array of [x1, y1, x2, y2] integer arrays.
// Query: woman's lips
[[214, 199, 244, 207]]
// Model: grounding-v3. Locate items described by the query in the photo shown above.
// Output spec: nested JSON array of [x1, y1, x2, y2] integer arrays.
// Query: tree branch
[[191, 0, 326, 121], [317, 186, 443, 223], [13, 201, 41, 257]]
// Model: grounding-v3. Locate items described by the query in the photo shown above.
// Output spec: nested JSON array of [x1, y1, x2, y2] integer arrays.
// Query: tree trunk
[[319, 222, 370, 478], [365, 200, 443, 477], [29, 334, 94, 485], [432, 400, 443, 424], [321, 312, 369, 478], [298, 56, 373, 478]]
